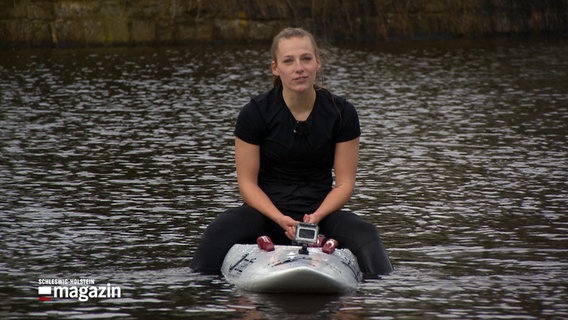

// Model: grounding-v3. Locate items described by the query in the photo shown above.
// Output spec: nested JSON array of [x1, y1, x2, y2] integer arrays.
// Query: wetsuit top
[[234, 86, 361, 215]]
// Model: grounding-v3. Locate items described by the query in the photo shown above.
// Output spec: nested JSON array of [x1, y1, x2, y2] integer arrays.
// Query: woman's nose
[[295, 60, 304, 73]]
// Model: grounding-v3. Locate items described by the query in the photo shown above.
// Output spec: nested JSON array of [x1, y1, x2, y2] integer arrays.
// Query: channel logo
[[38, 286, 53, 301], [37, 279, 121, 302]]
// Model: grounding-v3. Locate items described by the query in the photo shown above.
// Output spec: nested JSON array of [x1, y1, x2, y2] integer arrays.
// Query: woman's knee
[[355, 219, 382, 239], [202, 205, 265, 241], [324, 210, 376, 233]]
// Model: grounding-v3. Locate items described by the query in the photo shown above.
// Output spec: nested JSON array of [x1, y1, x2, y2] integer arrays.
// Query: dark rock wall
[[1, 0, 567, 48]]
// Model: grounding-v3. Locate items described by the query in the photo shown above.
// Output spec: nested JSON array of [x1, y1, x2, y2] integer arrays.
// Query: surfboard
[[221, 244, 363, 293]]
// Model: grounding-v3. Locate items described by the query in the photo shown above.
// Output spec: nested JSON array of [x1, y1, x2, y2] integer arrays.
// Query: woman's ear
[[271, 60, 279, 76]]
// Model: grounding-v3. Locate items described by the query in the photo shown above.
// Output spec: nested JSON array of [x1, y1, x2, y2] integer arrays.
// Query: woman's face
[[272, 36, 321, 93]]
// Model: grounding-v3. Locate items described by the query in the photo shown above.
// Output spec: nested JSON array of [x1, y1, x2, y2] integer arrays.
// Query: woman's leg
[[319, 210, 393, 278], [190, 205, 267, 274]]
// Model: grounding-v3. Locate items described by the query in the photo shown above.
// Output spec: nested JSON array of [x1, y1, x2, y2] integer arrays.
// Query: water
[[1, 38, 567, 319]]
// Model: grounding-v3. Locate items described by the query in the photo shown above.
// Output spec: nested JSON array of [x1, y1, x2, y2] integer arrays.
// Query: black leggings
[[190, 205, 393, 278]]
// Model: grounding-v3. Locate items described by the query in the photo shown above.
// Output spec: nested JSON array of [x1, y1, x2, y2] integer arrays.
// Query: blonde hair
[[270, 27, 321, 88]]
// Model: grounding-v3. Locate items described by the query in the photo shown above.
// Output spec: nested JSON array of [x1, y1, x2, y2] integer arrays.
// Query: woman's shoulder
[[250, 87, 280, 107], [242, 87, 284, 122], [316, 87, 355, 111]]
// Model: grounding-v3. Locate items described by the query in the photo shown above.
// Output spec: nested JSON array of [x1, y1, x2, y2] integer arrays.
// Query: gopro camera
[[294, 223, 319, 245]]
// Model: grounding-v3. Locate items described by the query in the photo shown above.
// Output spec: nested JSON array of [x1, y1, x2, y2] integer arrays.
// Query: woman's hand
[[278, 215, 301, 240], [303, 213, 321, 224]]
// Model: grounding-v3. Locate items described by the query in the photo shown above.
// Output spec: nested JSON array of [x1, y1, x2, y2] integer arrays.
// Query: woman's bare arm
[[235, 137, 299, 238], [304, 137, 359, 224]]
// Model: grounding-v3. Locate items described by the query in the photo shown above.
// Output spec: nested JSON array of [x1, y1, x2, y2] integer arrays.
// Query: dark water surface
[[1, 38, 567, 319]]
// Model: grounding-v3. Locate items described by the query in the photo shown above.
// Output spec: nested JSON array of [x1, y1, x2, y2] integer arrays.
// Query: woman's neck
[[282, 86, 316, 121]]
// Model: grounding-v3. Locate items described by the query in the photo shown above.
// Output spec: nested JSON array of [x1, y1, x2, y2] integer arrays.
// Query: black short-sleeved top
[[234, 86, 361, 214]]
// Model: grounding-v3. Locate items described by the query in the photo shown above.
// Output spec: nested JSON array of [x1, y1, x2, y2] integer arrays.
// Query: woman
[[191, 27, 392, 278]]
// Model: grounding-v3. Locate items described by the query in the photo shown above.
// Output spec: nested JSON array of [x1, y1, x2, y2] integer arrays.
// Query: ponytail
[[272, 76, 282, 88]]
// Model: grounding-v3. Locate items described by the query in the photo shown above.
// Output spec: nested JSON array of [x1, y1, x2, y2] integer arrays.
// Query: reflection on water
[[1, 39, 567, 319]]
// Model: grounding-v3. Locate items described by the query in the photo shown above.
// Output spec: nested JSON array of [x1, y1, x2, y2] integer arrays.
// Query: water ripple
[[1, 40, 567, 319]]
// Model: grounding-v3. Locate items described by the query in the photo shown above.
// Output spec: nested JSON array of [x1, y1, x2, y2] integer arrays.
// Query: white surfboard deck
[[221, 244, 362, 293]]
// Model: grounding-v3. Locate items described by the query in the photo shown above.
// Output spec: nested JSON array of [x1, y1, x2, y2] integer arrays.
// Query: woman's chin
[[286, 82, 315, 93]]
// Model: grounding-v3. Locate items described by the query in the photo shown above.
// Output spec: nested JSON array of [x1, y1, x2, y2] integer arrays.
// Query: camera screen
[[298, 228, 316, 239], [295, 223, 318, 245]]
